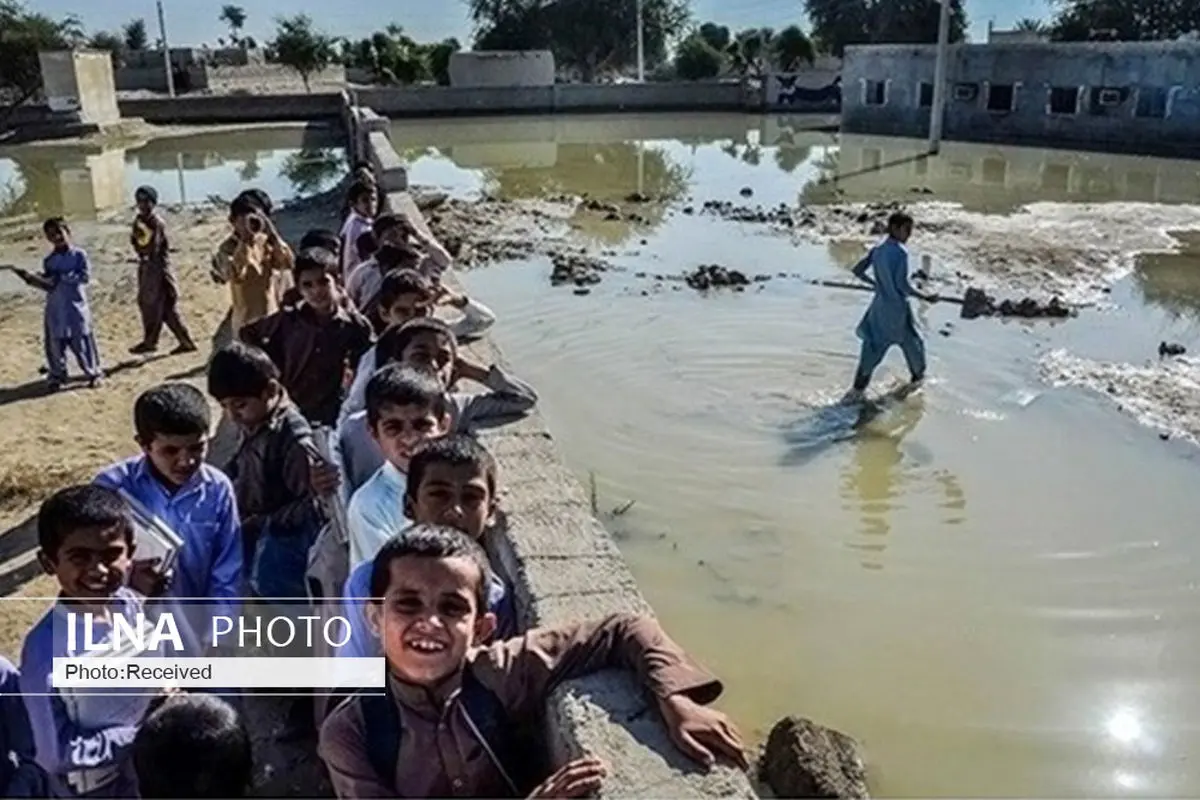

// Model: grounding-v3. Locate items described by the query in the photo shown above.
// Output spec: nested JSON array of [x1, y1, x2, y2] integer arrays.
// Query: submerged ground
[[2, 114, 1200, 796]]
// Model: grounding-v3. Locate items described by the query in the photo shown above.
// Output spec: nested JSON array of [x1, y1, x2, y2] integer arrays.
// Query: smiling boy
[[318, 526, 747, 798], [240, 247, 373, 427], [19, 485, 186, 797]]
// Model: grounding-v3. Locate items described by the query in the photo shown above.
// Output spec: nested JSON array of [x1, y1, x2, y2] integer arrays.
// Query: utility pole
[[636, 0, 645, 82], [157, 0, 175, 97], [927, 0, 951, 153]]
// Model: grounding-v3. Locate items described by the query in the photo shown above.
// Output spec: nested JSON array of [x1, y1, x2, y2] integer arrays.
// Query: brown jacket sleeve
[[473, 612, 722, 720], [318, 701, 393, 799]]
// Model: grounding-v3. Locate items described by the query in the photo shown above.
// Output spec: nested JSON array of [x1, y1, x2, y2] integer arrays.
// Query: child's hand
[[129, 558, 171, 598], [451, 356, 490, 386], [527, 756, 606, 798], [657, 693, 749, 770], [436, 286, 468, 308], [309, 460, 340, 497]]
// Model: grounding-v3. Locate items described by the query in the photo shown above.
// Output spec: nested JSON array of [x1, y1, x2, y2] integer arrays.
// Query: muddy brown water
[[399, 114, 1200, 797], [4, 114, 1200, 796]]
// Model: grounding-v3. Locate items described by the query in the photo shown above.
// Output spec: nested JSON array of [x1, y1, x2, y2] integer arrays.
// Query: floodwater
[[0, 124, 345, 221], [396, 115, 1200, 797]]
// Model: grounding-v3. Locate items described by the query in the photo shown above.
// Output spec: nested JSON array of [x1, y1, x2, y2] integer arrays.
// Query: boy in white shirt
[[344, 364, 451, 567]]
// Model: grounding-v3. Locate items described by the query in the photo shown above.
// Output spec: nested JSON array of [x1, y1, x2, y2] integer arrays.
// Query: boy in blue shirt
[[19, 485, 180, 797], [94, 383, 243, 644], [0, 657, 46, 797], [844, 211, 939, 403], [340, 435, 516, 661]]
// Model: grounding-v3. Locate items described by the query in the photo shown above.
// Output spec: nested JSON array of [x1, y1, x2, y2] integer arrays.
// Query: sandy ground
[[0, 192, 338, 796]]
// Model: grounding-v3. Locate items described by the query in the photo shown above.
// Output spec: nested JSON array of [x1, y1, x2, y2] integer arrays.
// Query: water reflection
[[1133, 236, 1200, 320], [805, 133, 1200, 211], [0, 125, 343, 219], [839, 398, 925, 570]]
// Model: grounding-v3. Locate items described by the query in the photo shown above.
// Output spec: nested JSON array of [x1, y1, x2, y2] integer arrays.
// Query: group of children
[[2, 163, 749, 798]]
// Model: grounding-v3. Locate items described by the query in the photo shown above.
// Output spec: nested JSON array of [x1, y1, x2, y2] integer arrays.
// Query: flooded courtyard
[[3, 113, 1200, 796]]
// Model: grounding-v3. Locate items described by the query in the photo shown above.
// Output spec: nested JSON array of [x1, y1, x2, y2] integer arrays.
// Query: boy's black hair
[[406, 435, 498, 506], [347, 181, 374, 206], [134, 186, 158, 204], [229, 196, 257, 220], [369, 524, 493, 610], [292, 246, 339, 282], [887, 211, 914, 232], [234, 188, 272, 216], [365, 364, 449, 428], [37, 484, 134, 558], [207, 342, 280, 401], [42, 216, 68, 235], [376, 243, 421, 271], [299, 228, 340, 255], [133, 693, 252, 798], [356, 230, 379, 259], [134, 382, 211, 443], [378, 268, 433, 310], [375, 317, 457, 367], [373, 213, 404, 238], [354, 160, 374, 172]]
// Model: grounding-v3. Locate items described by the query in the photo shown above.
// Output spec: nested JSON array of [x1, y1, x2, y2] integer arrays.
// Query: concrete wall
[[449, 51, 555, 87], [359, 111, 757, 800], [118, 92, 345, 123], [360, 80, 745, 117], [38, 50, 120, 125], [117, 62, 345, 94], [842, 42, 1200, 156]]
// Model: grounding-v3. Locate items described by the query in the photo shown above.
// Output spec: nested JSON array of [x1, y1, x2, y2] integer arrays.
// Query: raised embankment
[[352, 107, 758, 797]]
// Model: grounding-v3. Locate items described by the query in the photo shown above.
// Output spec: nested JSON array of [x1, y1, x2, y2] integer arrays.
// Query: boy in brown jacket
[[318, 526, 747, 798]]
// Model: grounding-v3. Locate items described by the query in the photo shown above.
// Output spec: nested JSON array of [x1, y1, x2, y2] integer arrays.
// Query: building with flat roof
[[841, 41, 1200, 156]]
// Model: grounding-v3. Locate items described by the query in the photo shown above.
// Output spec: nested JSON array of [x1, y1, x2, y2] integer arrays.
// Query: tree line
[[2, 0, 1198, 109]]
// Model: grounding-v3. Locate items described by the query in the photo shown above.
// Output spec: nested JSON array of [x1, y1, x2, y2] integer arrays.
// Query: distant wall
[[116, 59, 345, 94], [360, 80, 745, 117], [448, 51, 555, 87], [842, 42, 1200, 156], [118, 92, 344, 123]]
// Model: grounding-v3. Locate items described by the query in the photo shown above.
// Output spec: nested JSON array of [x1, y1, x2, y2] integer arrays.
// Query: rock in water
[[760, 716, 869, 799]]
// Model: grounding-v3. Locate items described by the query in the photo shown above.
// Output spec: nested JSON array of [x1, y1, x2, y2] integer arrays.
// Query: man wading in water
[[843, 211, 939, 404]]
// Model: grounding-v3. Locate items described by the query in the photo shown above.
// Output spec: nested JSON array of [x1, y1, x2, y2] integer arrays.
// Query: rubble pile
[[960, 287, 1074, 320]]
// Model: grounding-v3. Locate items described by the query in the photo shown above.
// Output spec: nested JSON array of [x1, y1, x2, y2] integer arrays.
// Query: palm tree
[[1014, 18, 1047, 32]]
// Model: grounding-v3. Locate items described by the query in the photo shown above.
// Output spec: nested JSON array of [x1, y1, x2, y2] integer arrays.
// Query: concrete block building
[[841, 41, 1200, 156]]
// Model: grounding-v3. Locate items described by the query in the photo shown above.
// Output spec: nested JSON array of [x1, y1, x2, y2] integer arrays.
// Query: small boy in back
[[339, 435, 517, 661], [335, 318, 537, 492], [346, 365, 450, 567], [211, 195, 295, 334], [318, 526, 748, 798], [129, 185, 196, 356], [20, 485, 178, 797], [340, 269, 496, 423], [0, 658, 46, 797], [346, 240, 419, 329], [339, 181, 377, 279], [240, 247, 373, 427], [207, 342, 322, 597], [133, 693, 252, 798], [9, 217, 103, 390], [94, 383, 243, 640]]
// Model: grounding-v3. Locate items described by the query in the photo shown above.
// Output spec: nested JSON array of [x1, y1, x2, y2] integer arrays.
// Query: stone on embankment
[[760, 716, 869, 799]]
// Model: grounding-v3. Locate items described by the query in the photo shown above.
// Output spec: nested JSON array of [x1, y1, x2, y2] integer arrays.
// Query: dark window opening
[[1049, 87, 1079, 114], [1135, 87, 1168, 118], [865, 80, 886, 106], [918, 82, 934, 108], [953, 82, 978, 102], [986, 84, 1016, 112]]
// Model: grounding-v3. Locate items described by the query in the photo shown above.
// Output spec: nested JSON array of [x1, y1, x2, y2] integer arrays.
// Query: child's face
[[405, 463, 494, 540], [401, 332, 455, 389], [354, 195, 377, 218], [219, 390, 275, 432], [371, 402, 450, 471], [381, 292, 431, 328], [297, 268, 336, 313], [45, 225, 68, 249], [136, 198, 155, 216], [142, 432, 208, 488], [41, 525, 133, 603], [892, 223, 913, 243], [369, 555, 495, 685]]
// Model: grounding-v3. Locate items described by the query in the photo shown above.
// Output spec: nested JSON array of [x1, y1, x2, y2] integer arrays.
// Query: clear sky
[[28, 0, 1054, 48]]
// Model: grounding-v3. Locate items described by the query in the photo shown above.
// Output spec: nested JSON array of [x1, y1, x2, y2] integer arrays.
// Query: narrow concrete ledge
[[384, 191, 757, 798], [366, 131, 408, 191]]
